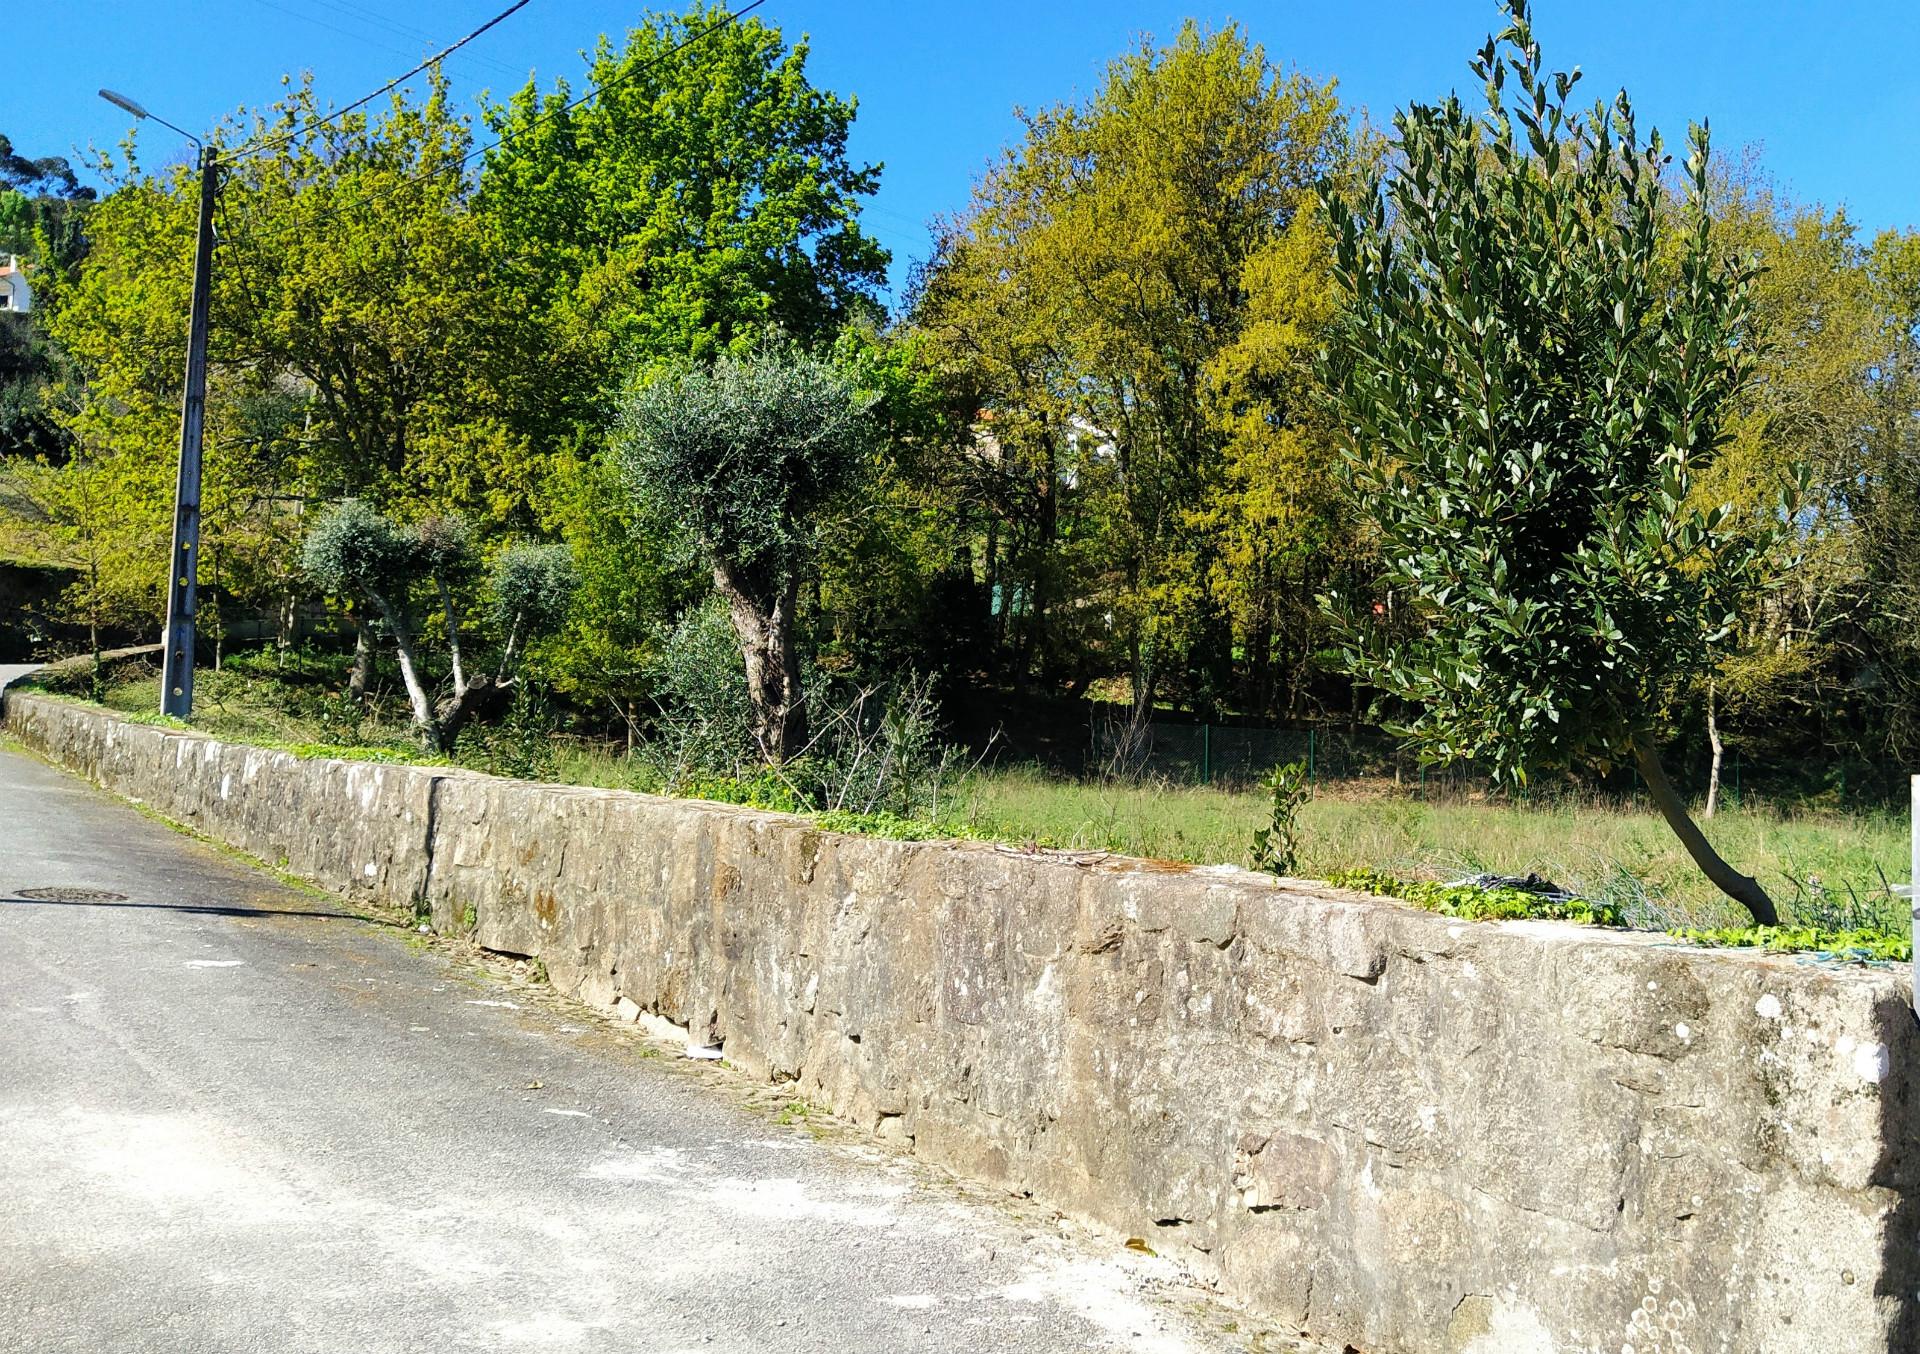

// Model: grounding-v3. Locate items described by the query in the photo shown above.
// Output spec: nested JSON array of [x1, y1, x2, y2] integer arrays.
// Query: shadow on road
[[0, 896, 368, 922]]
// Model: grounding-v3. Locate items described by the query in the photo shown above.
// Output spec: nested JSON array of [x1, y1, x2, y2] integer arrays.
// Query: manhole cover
[[12, 886, 128, 903]]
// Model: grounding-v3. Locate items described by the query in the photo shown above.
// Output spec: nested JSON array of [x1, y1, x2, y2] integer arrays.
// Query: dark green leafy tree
[[0, 130, 95, 269], [1323, 0, 1783, 922], [0, 131, 95, 461], [301, 500, 578, 751], [616, 347, 874, 763], [1856, 229, 1920, 757]]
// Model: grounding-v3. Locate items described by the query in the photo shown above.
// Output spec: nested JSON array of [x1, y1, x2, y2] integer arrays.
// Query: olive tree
[[302, 500, 578, 751], [617, 348, 873, 763], [1323, 1, 1783, 922]]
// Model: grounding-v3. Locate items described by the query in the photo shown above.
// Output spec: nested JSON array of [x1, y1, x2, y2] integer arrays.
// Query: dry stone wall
[[10, 690, 1918, 1354]]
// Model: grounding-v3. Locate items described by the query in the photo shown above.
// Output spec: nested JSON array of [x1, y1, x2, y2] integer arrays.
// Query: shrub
[[1329, 867, 1623, 926], [1248, 760, 1311, 875]]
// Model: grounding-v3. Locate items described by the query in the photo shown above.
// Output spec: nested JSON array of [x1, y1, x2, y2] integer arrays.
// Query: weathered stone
[[12, 690, 1918, 1354], [5, 693, 442, 907]]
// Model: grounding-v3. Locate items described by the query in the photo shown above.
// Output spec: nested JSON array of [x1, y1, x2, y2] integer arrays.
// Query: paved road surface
[[0, 709, 1262, 1353]]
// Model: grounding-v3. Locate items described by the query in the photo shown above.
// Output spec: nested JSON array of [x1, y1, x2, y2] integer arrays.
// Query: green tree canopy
[[303, 500, 578, 750], [479, 3, 887, 409], [213, 74, 547, 528], [912, 22, 1356, 716], [1324, 0, 1781, 920]]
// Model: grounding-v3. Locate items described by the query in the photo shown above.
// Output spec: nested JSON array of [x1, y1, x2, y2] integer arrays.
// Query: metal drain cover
[[13, 886, 128, 903]]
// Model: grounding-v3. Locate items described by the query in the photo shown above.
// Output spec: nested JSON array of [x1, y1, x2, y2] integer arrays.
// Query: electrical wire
[[236, 0, 530, 82], [228, 0, 767, 248], [276, 0, 530, 80], [225, 0, 535, 164]]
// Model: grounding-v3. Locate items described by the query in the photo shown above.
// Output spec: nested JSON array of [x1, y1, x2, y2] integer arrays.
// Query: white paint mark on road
[[491, 1314, 612, 1345], [706, 1175, 899, 1228], [32, 1108, 302, 1217], [584, 1147, 689, 1184], [544, 1109, 592, 1119], [186, 960, 245, 969], [466, 1000, 520, 1009]]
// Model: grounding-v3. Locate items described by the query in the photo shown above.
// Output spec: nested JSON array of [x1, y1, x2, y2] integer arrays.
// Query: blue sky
[[6, 1, 1917, 299]]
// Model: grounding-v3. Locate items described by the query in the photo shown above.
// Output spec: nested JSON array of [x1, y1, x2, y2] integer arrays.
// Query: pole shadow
[[0, 895, 368, 922]]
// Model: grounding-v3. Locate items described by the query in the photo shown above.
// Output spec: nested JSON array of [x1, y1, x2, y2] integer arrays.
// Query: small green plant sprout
[[1249, 760, 1312, 875]]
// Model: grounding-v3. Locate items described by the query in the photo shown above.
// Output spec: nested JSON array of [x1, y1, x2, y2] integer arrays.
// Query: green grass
[[85, 656, 447, 766], [934, 763, 1907, 932], [48, 659, 1911, 940]]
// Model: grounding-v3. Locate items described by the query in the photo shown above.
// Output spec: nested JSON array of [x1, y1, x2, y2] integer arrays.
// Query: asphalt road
[[0, 692, 1260, 1354]]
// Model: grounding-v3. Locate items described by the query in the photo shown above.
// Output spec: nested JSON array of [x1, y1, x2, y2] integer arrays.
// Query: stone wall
[[10, 690, 1917, 1353]]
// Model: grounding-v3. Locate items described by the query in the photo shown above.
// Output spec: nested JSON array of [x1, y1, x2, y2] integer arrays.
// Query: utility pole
[[161, 144, 219, 718], [101, 90, 217, 719]]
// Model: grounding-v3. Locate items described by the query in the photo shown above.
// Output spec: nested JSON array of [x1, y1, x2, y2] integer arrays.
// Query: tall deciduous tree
[[616, 347, 873, 763], [38, 76, 551, 671], [1324, 0, 1781, 921], [0, 132, 95, 463], [479, 2, 888, 418], [1856, 228, 1920, 756], [0, 130, 95, 270], [914, 23, 1354, 715], [215, 75, 545, 528], [1686, 179, 1888, 808]]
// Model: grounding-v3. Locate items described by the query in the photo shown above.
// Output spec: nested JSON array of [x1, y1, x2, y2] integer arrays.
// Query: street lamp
[[99, 89, 217, 720]]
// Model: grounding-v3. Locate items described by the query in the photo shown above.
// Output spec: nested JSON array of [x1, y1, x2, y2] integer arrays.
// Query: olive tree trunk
[[348, 620, 374, 703], [1631, 729, 1778, 925], [365, 588, 441, 752], [714, 563, 806, 764]]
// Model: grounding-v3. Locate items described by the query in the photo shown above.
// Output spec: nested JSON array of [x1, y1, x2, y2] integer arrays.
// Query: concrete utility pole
[[100, 91, 215, 718], [161, 145, 218, 718]]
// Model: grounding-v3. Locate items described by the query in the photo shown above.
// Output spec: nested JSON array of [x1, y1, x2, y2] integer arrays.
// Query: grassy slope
[[947, 766, 1904, 930], [78, 661, 1907, 934]]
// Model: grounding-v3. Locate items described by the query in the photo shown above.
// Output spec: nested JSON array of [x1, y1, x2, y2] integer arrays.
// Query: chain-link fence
[[1067, 709, 1833, 807], [1085, 716, 1479, 794]]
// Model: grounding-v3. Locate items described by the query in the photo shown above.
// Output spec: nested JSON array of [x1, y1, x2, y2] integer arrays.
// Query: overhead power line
[[275, 0, 531, 80], [226, 0, 535, 164], [225, 0, 767, 249]]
